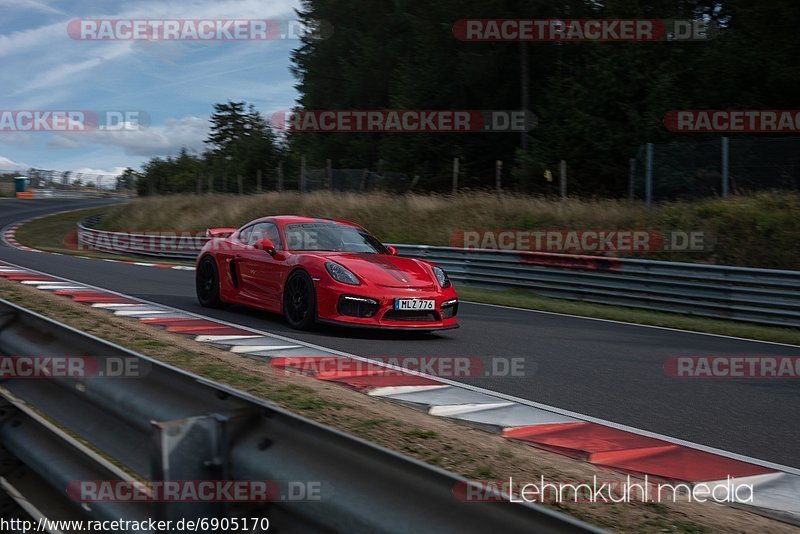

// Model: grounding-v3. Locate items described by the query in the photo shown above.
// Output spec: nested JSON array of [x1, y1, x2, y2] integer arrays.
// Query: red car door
[[236, 221, 285, 312]]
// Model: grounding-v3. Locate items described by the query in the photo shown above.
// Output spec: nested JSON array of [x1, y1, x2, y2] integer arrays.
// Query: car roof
[[247, 215, 365, 230]]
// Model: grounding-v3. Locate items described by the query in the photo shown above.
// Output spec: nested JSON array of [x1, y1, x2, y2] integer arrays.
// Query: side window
[[248, 222, 283, 250], [237, 225, 253, 245]]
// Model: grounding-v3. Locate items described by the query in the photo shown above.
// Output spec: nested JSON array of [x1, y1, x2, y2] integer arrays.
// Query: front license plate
[[394, 299, 435, 311]]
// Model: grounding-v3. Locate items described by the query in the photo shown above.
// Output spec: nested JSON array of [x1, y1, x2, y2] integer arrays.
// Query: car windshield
[[284, 223, 388, 253]]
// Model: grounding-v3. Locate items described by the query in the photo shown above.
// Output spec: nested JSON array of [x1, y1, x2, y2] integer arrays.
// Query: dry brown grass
[[98, 191, 800, 268]]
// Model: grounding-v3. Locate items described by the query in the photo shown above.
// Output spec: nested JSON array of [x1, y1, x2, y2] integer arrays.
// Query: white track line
[[462, 300, 800, 349]]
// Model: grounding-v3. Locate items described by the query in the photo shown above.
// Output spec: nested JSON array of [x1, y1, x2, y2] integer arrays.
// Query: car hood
[[323, 253, 437, 289]]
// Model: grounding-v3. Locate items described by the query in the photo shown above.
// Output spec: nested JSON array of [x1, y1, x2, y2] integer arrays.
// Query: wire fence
[[631, 137, 800, 202], [10, 136, 800, 200]]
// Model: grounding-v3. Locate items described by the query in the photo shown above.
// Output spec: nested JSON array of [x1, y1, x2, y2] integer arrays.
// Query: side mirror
[[255, 237, 277, 255], [386, 246, 398, 256]]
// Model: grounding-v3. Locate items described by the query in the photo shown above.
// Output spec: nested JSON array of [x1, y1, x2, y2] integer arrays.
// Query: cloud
[[51, 115, 210, 157], [0, 156, 29, 171], [0, 0, 301, 170], [73, 166, 127, 176], [0, 0, 64, 15]]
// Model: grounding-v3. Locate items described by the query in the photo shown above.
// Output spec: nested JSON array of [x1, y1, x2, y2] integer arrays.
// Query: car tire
[[196, 256, 224, 308], [283, 270, 317, 330]]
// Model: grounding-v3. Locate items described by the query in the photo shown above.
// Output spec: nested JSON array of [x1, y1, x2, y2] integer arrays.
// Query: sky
[[0, 0, 301, 176]]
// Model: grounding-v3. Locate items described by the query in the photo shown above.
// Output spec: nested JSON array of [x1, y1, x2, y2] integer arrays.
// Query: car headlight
[[432, 266, 451, 288], [325, 261, 360, 285]]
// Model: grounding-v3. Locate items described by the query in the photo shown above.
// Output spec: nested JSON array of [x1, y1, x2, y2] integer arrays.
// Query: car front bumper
[[314, 282, 460, 330]]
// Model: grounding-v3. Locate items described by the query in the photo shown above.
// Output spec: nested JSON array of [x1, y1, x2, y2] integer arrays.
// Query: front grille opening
[[339, 296, 379, 318], [441, 301, 459, 319], [383, 310, 440, 322]]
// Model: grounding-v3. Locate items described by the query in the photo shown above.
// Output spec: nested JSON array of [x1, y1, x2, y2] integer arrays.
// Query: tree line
[[137, 0, 800, 196]]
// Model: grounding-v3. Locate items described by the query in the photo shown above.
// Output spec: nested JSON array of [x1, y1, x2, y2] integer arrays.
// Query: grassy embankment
[[98, 191, 800, 269]]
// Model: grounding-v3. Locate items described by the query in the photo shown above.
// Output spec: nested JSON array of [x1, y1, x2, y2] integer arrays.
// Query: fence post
[[256, 169, 262, 193], [645, 143, 653, 207], [300, 157, 306, 193], [277, 163, 284, 192], [495, 160, 502, 192], [326, 159, 333, 190], [721, 136, 730, 198], [452, 158, 459, 195], [559, 160, 567, 200], [628, 158, 636, 202]]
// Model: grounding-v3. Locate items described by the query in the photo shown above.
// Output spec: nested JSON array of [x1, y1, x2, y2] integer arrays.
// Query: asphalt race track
[[1, 199, 799, 468]]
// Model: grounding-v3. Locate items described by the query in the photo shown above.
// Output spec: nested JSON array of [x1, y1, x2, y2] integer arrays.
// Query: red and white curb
[[2, 223, 39, 253], [0, 260, 798, 524], [1, 217, 195, 271]]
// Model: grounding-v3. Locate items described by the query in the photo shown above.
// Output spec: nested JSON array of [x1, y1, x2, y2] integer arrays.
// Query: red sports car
[[195, 216, 459, 331]]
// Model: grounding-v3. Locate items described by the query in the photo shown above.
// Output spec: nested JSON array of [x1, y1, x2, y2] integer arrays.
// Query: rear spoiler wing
[[205, 228, 237, 238]]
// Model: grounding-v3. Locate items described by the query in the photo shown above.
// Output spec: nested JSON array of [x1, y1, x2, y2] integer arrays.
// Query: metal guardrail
[[35, 190, 104, 199], [75, 217, 800, 328], [78, 215, 207, 260], [0, 299, 594, 533], [394, 245, 800, 328]]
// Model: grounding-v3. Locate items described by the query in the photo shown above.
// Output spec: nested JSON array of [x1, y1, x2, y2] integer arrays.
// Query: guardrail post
[[495, 160, 502, 192], [559, 160, 567, 200], [645, 143, 654, 207], [151, 415, 231, 521], [721, 136, 730, 198], [326, 159, 333, 190]]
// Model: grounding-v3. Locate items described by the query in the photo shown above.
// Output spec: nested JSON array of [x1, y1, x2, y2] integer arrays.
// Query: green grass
[[458, 287, 800, 345], [13, 207, 107, 253], [13, 206, 190, 265], [404, 428, 439, 439]]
